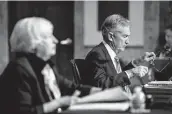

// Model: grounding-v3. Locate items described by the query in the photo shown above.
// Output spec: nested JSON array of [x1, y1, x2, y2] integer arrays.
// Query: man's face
[[165, 29, 172, 49], [110, 25, 130, 52]]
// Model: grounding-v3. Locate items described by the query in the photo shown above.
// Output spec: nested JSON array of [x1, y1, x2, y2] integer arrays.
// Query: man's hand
[[127, 66, 148, 78], [133, 52, 156, 66]]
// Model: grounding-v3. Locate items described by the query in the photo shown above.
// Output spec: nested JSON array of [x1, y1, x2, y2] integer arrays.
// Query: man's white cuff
[[125, 70, 134, 79]]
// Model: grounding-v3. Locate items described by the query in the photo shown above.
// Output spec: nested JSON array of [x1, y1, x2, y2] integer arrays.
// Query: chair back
[[70, 59, 88, 84]]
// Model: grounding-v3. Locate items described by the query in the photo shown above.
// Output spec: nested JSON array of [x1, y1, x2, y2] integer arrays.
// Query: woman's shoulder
[[2, 57, 34, 79]]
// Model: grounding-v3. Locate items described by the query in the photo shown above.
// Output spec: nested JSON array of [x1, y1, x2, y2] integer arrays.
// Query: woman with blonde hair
[[0, 17, 100, 114]]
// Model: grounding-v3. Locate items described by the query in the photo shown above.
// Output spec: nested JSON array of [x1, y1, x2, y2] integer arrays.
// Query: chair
[[70, 59, 89, 85]]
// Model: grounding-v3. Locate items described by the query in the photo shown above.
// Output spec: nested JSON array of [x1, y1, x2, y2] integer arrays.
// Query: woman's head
[[10, 17, 58, 60]]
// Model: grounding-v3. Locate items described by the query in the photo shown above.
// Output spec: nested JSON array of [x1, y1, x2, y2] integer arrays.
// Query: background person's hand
[[130, 66, 148, 77], [142, 52, 156, 62]]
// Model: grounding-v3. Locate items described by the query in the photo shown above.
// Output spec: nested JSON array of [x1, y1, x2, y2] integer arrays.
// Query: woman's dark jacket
[[0, 53, 91, 114]]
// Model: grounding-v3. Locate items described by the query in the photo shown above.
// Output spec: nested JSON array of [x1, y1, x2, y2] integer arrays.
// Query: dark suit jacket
[[0, 53, 91, 114], [85, 42, 134, 89]]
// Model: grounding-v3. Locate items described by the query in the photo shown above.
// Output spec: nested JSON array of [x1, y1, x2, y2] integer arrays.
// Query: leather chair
[[70, 59, 89, 85]]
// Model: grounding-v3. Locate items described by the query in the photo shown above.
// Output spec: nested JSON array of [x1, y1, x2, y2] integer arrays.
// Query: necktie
[[114, 57, 122, 73], [114, 57, 131, 95]]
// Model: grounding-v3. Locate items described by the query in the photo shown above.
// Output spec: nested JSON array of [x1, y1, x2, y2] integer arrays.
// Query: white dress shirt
[[102, 41, 131, 78], [103, 41, 119, 71], [103, 41, 132, 94]]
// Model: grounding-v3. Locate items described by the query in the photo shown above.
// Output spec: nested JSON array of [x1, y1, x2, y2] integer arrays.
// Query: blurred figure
[[155, 24, 172, 58], [0, 17, 101, 114], [154, 24, 172, 81], [85, 14, 155, 91]]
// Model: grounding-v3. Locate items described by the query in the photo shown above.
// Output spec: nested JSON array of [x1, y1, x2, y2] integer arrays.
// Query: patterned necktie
[[114, 57, 131, 95], [114, 57, 122, 73]]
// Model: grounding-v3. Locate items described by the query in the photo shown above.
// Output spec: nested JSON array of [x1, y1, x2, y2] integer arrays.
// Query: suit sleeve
[[122, 62, 135, 71], [86, 51, 132, 89], [119, 58, 135, 71]]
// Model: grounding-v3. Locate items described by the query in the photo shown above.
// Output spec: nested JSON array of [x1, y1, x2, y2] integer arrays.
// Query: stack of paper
[[68, 102, 130, 111], [68, 87, 131, 111], [147, 81, 172, 87], [77, 86, 131, 104]]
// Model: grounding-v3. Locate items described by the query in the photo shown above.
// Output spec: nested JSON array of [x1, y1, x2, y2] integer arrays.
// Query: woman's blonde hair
[[10, 17, 53, 53]]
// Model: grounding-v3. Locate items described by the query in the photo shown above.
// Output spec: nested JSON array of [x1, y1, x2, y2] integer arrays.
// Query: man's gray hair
[[10, 17, 53, 53], [101, 14, 130, 34]]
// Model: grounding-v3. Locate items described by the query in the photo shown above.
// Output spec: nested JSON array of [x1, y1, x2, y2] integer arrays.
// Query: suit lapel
[[100, 42, 117, 75]]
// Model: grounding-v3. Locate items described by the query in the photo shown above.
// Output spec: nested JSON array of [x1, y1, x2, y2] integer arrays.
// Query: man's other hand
[[133, 52, 156, 66]]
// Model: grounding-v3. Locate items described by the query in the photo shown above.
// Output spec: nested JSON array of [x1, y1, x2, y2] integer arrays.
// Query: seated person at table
[[85, 14, 156, 91], [0, 17, 101, 114], [154, 24, 172, 81]]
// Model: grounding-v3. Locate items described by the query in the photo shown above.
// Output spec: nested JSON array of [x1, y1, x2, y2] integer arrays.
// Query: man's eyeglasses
[[151, 57, 171, 72], [150, 45, 172, 72]]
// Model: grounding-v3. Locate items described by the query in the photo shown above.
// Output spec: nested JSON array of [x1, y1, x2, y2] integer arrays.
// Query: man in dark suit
[[85, 14, 156, 90], [0, 17, 101, 114]]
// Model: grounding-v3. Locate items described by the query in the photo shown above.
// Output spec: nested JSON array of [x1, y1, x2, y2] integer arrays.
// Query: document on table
[[68, 86, 131, 111], [77, 86, 131, 104], [68, 102, 130, 111]]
